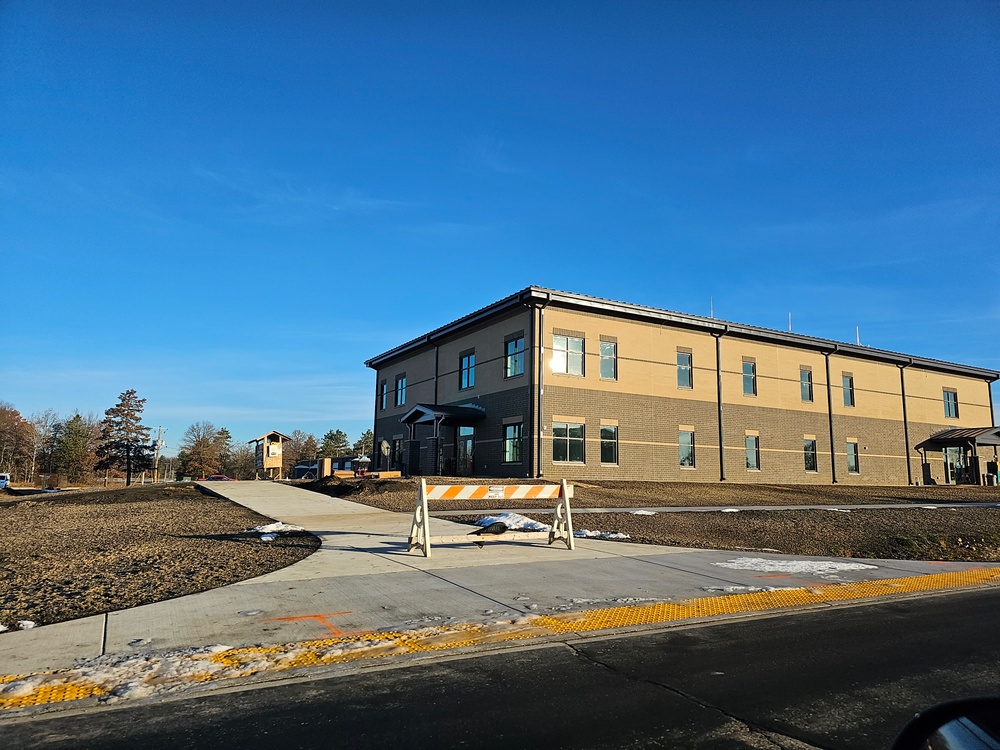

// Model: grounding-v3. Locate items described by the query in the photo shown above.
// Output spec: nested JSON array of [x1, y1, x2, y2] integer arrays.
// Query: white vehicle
[[0, 473, 9, 489]]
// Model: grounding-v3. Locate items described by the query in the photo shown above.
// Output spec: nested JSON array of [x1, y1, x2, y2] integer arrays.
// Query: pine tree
[[320, 429, 351, 457], [96, 390, 153, 486], [353, 429, 374, 457], [53, 413, 97, 482]]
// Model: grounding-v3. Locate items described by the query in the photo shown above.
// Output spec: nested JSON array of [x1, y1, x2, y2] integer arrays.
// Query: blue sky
[[2, 1, 998, 456]]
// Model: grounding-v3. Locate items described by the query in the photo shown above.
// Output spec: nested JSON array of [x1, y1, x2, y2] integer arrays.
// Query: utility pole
[[153, 426, 166, 482]]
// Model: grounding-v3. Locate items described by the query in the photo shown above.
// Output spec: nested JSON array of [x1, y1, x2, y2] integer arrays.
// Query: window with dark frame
[[800, 368, 813, 403], [379, 381, 387, 410], [394, 375, 406, 407], [460, 350, 475, 390], [843, 374, 855, 407], [804, 439, 818, 471], [846, 441, 860, 473], [600, 425, 618, 464], [679, 430, 695, 468], [504, 423, 523, 463], [677, 351, 693, 389], [552, 335, 584, 376], [742, 360, 757, 396], [505, 336, 525, 378], [600, 341, 617, 380], [943, 389, 959, 419], [552, 422, 585, 462], [392, 438, 403, 467], [745, 435, 761, 470]]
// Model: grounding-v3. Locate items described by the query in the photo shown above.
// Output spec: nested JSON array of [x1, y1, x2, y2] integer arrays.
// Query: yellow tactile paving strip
[[3, 566, 999, 711]]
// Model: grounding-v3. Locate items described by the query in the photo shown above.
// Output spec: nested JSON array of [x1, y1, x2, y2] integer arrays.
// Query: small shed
[[249, 431, 292, 480]]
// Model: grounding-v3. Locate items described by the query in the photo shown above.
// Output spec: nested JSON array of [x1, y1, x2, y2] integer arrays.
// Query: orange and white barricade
[[408, 479, 575, 557]]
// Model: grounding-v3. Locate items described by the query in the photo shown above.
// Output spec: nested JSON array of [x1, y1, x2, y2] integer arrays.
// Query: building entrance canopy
[[916, 427, 1000, 451], [400, 404, 486, 427]]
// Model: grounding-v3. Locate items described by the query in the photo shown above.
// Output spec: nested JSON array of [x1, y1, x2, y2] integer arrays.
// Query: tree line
[[0, 390, 375, 485]]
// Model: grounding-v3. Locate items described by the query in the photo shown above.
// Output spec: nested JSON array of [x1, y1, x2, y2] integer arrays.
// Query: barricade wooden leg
[[548, 479, 575, 550], [408, 479, 432, 557]]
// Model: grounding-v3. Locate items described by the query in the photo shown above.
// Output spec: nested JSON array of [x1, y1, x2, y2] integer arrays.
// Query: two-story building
[[365, 287, 999, 486]]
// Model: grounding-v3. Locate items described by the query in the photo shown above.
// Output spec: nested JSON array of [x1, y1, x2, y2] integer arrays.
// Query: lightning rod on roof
[[788, 313, 792, 332], [710, 296, 714, 319], [856, 326, 861, 346]]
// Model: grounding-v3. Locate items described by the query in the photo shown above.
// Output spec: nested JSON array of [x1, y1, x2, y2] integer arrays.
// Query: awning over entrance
[[400, 403, 487, 427], [916, 427, 1000, 450]]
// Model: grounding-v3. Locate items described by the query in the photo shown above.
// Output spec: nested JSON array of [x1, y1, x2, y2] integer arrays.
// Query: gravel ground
[[0, 484, 319, 632], [303, 476, 1000, 561]]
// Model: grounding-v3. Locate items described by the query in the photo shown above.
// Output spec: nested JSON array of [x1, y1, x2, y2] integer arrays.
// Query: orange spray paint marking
[[264, 612, 371, 637]]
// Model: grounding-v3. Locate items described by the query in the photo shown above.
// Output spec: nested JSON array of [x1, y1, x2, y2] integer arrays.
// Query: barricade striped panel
[[424, 484, 562, 500]]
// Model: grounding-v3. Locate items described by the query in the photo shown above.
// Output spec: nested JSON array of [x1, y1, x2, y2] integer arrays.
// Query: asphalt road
[[7, 588, 1000, 750]]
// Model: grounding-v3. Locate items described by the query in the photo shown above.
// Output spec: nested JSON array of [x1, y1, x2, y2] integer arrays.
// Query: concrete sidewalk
[[1, 481, 995, 678]]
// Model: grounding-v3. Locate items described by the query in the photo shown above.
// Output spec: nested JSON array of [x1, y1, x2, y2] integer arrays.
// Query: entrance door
[[944, 447, 965, 484], [456, 426, 475, 476]]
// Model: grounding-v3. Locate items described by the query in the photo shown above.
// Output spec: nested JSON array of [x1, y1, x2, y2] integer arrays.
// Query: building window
[[679, 430, 695, 468], [460, 350, 475, 390], [843, 374, 855, 407], [742, 359, 757, 396], [600, 425, 618, 464], [504, 424, 523, 463], [394, 375, 406, 407], [677, 351, 693, 389], [552, 422, 585, 463], [552, 335, 584, 376], [800, 368, 813, 403], [846, 441, 860, 474], [943, 389, 959, 419], [392, 438, 403, 467], [804, 439, 818, 472], [600, 341, 617, 380], [505, 336, 525, 378], [745, 435, 761, 470], [379, 381, 388, 410]]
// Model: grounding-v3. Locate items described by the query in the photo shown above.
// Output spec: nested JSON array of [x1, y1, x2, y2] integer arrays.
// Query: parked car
[[205, 474, 237, 481], [0, 473, 9, 489]]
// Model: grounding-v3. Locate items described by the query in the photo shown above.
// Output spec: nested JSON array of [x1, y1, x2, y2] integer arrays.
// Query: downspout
[[433, 342, 439, 405], [536, 295, 550, 478], [899, 360, 913, 485], [825, 348, 838, 484], [527, 302, 535, 479], [714, 328, 727, 482]]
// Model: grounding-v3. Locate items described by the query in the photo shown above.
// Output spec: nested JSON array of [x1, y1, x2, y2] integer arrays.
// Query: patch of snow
[[17, 621, 36, 630], [251, 522, 304, 534], [826, 508, 852, 513], [702, 585, 800, 593], [920, 506, 939, 510], [127, 639, 151, 648], [475, 513, 550, 531], [630, 510, 657, 515], [574, 529, 630, 540], [720, 508, 739, 513], [712, 556, 877, 581], [259, 533, 278, 542], [238, 610, 262, 617], [0, 623, 7, 633]]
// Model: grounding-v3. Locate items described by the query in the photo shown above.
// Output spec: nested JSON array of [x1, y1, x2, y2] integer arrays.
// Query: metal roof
[[918, 427, 1000, 446], [400, 403, 487, 425], [365, 286, 1000, 381]]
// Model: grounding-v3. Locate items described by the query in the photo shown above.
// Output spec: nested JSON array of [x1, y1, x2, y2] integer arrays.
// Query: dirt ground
[[0, 484, 319, 632], [304, 476, 1000, 561]]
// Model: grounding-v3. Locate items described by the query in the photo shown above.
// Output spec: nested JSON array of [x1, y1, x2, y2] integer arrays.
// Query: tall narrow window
[[552, 422, 585, 463], [379, 381, 387, 410], [846, 441, 860, 473], [392, 438, 403, 467], [943, 389, 959, 419], [804, 439, 818, 472], [843, 374, 855, 407], [600, 425, 618, 464], [742, 359, 757, 396], [460, 350, 475, 390], [394, 375, 406, 407], [800, 368, 814, 403], [504, 424, 523, 463], [745, 435, 761, 470], [505, 336, 525, 378], [677, 351, 693, 389], [679, 430, 696, 468], [552, 335, 585, 376], [600, 341, 617, 380]]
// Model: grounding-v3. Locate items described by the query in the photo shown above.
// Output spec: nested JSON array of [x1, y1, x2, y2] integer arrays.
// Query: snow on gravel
[[248, 521, 304, 542]]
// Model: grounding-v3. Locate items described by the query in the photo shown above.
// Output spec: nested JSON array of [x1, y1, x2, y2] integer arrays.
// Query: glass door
[[943, 447, 965, 484], [456, 426, 475, 476]]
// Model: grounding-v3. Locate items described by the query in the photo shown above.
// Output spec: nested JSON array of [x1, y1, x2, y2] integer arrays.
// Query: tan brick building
[[365, 288, 999, 486]]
